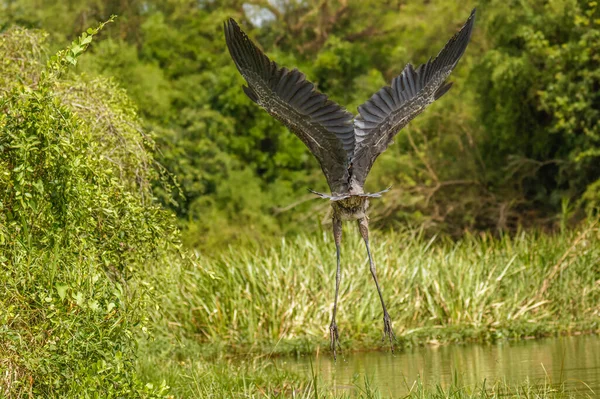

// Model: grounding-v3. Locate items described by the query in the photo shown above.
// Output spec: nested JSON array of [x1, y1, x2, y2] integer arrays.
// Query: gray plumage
[[224, 19, 355, 194], [351, 9, 475, 189], [225, 9, 475, 196], [224, 9, 476, 359]]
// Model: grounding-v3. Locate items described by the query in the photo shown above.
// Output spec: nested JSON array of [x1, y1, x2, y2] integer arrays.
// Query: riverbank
[[137, 223, 600, 396], [137, 337, 598, 398], [150, 223, 600, 356]]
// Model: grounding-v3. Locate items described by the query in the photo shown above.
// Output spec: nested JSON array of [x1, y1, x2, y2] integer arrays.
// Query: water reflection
[[279, 335, 600, 396]]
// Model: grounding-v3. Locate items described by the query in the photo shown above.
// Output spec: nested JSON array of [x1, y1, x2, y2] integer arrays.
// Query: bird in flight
[[224, 9, 476, 359]]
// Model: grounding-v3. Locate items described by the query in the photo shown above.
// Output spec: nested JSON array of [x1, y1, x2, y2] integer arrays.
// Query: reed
[[153, 223, 600, 355]]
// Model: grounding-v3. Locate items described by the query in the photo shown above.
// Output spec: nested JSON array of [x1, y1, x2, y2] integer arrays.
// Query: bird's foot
[[329, 321, 341, 360], [382, 312, 396, 353]]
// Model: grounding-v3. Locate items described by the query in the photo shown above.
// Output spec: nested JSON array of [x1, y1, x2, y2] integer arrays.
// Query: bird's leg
[[358, 217, 396, 352], [330, 216, 342, 360]]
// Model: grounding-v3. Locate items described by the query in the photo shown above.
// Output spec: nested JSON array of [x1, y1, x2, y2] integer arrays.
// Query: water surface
[[279, 335, 599, 396]]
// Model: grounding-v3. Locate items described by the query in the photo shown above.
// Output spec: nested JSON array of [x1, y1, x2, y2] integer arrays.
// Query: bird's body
[[332, 196, 369, 221], [224, 9, 476, 359]]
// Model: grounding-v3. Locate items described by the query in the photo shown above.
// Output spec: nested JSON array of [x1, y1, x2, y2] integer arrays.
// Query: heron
[[224, 9, 476, 359]]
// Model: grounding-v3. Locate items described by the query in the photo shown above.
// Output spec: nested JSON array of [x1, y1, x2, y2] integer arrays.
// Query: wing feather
[[224, 19, 355, 194], [351, 9, 476, 189]]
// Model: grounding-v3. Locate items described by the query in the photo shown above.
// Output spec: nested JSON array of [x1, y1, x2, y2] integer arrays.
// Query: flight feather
[[350, 9, 476, 189], [224, 19, 355, 194]]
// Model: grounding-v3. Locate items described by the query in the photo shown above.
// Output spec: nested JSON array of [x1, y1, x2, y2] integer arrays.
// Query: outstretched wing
[[224, 19, 355, 194], [351, 9, 476, 189]]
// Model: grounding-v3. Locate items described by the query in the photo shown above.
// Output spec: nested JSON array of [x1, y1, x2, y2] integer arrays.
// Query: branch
[[424, 179, 481, 207], [272, 194, 317, 214], [247, 0, 282, 20], [406, 128, 439, 183]]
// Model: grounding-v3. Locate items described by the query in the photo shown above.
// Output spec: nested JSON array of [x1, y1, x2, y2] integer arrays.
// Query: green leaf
[[80, 35, 93, 46], [73, 291, 85, 307], [55, 284, 68, 300]]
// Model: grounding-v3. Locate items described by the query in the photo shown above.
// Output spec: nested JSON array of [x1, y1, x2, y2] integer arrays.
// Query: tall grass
[[153, 222, 599, 354]]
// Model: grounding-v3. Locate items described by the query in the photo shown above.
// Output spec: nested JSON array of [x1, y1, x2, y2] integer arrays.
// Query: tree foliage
[[1, 0, 598, 246], [475, 0, 600, 224]]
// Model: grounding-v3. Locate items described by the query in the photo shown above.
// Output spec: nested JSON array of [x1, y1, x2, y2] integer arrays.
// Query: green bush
[[475, 0, 600, 216], [0, 23, 175, 397]]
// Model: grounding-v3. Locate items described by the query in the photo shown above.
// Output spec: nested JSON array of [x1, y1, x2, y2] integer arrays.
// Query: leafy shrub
[[0, 22, 175, 397]]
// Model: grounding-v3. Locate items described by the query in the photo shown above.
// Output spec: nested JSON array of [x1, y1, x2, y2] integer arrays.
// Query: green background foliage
[[2, 0, 597, 247]]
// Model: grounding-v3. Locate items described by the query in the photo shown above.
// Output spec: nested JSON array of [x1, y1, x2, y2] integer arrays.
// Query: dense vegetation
[[141, 223, 599, 397], [2, 0, 598, 248], [155, 226, 600, 355], [0, 22, 174, 397], [0, 0, 598, 397]]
